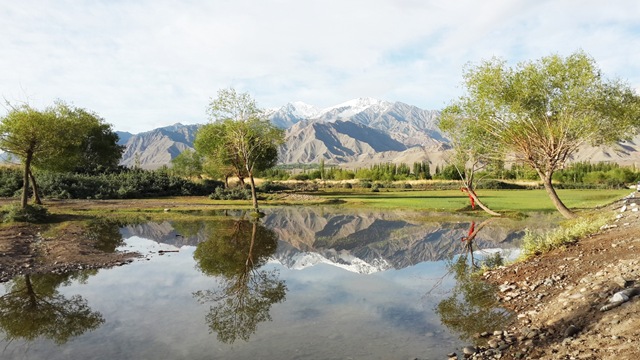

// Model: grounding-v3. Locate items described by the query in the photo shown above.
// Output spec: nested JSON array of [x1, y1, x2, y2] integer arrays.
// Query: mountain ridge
[[117, 98, 640, 170]]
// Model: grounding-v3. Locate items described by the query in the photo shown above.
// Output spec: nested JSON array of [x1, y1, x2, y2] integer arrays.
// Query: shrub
[[209, 187, 252, 200], [289, 173, 308, 181], [476, 180, 527, 190], [258, 181, 290, 193]]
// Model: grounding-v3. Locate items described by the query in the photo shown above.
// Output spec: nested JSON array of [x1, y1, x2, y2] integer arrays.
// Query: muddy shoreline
[[0, 222, 138, 283]]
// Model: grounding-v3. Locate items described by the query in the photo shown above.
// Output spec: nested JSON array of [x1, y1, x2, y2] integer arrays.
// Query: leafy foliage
[[208, 187, 252, 200], [443, 51, 640, 218], [195, 88, 284, 210], [0, 102, 123, 208], [0, 167, 221, 200]]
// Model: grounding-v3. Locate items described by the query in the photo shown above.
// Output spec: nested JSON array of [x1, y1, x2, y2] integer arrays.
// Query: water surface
[[0, 207, 559, 359]]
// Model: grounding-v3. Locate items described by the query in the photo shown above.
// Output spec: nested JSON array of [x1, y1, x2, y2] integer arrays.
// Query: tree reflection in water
[[0, 271, 104, 345], [435, 219, 512, 342], [84, 219, 126, 253], [193, 219, 286, 344]]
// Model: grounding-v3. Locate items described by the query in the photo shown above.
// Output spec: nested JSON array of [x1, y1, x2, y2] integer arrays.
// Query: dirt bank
[[456, 196, 640, 359], [0, 221, 137, 283]]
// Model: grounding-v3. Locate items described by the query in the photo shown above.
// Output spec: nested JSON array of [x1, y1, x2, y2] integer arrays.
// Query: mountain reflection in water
[[120, 207, 554, 273]]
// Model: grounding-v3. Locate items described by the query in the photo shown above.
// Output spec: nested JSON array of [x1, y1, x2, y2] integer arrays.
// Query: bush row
[[0, 168, 224, 200]]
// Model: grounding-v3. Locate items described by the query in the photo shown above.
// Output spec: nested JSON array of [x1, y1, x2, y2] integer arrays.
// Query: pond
[[0, 207, 560, 359]]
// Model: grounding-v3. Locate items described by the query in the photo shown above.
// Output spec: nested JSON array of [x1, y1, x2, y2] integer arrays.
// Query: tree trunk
[[248, 174, 259, 211], [540, 172, 577, 219], [29, 170, 42, 205], [467, 188, 502, 217], [21, 151, 33, 209]]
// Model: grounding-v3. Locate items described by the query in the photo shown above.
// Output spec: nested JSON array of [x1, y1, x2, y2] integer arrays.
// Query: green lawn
[[316, 188, 631, 213]]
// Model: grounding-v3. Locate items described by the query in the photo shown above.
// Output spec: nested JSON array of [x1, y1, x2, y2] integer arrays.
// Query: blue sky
[[1, 0, 639, 133]]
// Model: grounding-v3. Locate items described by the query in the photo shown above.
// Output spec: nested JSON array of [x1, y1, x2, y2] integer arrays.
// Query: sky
[[1, 1, 639, 134]]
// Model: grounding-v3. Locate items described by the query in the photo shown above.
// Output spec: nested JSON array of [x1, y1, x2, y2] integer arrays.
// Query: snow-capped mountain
[[118, 98, 448, 169], [268, 101, 322, 128], [317, 97, 394, 121], [277, 98, 446, 165]]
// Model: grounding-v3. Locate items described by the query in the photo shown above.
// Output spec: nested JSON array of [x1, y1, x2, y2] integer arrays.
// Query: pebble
[[564, 325, 580, 338], [462, 346, 476, 355]]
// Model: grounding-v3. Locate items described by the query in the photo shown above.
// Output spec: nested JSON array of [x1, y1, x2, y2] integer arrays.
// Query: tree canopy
[[443, 51, 640, 218], [194, 88, 284, 211], [0, 102, 123, 208]]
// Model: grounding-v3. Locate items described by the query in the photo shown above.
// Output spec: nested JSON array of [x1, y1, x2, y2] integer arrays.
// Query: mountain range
[[117, 97, 640, 170]]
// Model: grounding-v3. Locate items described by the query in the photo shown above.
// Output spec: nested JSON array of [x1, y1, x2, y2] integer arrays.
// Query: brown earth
[[463, 196, 640, 360], [0, 219, 137, 283]]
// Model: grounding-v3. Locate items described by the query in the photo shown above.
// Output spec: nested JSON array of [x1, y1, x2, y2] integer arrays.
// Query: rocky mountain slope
[[117, 98, 640, 170], [118, 98, 448, 169], [119, 124, 200, 169]]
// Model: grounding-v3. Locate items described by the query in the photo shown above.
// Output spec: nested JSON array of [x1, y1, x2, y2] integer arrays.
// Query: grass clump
[[520, 213, 611, 259], [2, 203, 49, 223]]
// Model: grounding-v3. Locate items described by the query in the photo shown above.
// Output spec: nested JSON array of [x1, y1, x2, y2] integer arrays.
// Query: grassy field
[[313, 188, 631, 213], [24, 188, 631, 222]]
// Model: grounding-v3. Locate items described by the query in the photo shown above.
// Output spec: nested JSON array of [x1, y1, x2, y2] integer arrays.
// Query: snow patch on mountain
[[319, 97, 393, 121]]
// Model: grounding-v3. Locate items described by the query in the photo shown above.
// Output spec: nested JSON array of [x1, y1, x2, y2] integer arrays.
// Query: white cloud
[[1, 0, 639, 133]]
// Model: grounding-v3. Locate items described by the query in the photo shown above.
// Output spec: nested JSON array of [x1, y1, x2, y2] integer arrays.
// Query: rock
[[462, 346, 476, 355], [564, 325, 580, 338], [611, 292, 630, 302]]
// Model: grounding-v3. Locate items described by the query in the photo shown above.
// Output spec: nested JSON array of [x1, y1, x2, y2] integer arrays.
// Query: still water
[[0, 208, 559, 360]]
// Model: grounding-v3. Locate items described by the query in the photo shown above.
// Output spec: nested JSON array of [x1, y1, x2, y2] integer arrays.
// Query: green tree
[[444, 51, 640, 218], [439, 104, 502, 216], [0, 102, 123, 208], [170, 149, 203, 179], [193, 219, 286, 343], [195, 89, 284, 211]]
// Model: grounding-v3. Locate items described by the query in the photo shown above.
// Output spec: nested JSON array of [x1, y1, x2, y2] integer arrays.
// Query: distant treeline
[[261, 161, 640, 188], [0, 160, 636, 201]]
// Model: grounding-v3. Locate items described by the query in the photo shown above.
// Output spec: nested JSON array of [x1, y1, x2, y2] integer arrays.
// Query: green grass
[[316, 188, 630, 213], [519, 212, 612, 259]]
